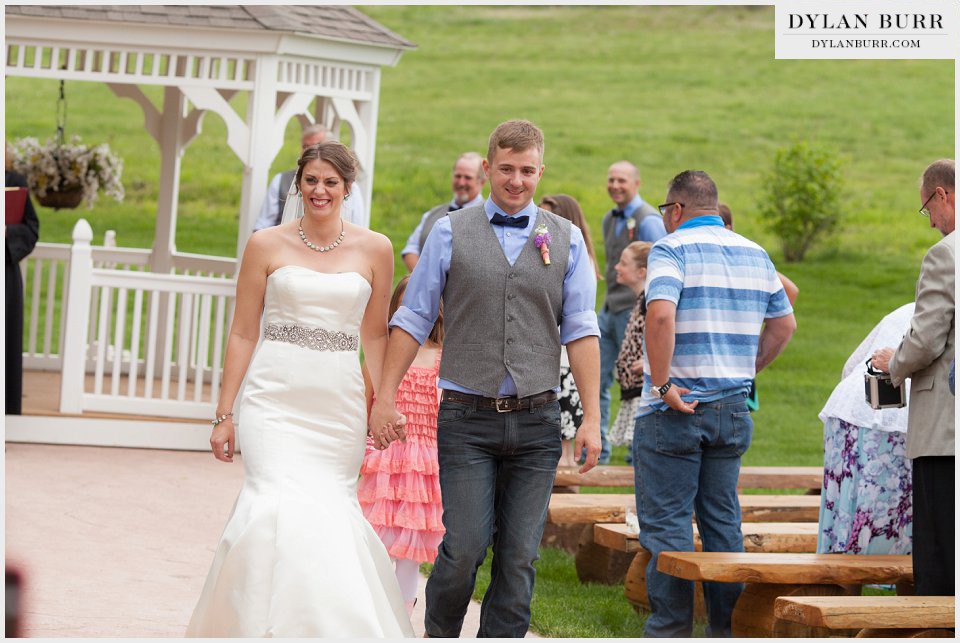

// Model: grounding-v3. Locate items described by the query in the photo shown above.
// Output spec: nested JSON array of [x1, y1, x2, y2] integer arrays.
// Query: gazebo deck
[[21, 369, 211, 424]]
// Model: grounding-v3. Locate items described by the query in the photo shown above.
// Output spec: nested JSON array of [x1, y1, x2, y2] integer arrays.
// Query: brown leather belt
[[441, 390, 558, 413]]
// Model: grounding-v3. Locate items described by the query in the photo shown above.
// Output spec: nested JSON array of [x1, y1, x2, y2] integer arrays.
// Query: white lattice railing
[[6, 40, 375, 100], [22, 238, 238, 374], [6, 40, 256, 91], [41, 220, 238, 420]]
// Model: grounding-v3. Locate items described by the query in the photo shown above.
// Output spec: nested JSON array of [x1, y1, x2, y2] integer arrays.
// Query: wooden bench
[[554, 465, 822, 492], [774, 595, 955, 638], [657, 552, 913, 637], [591, 523, 818, 615], [547, 493, 821, 525]]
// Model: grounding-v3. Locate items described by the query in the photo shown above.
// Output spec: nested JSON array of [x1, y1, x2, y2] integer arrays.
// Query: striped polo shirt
[[637, 215, 793, 416]]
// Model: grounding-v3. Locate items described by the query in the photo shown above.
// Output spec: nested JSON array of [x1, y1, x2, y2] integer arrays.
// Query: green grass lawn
[[6, 5, 951, 638]]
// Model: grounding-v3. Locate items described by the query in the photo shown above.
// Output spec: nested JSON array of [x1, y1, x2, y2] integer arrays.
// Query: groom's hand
[[575, 415, 601, 474]]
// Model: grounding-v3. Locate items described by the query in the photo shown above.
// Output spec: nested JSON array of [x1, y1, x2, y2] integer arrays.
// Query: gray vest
[[418, 204, 451, 253], [274, 169, 297, 226], [440, 206, 570, 398], [602, 202, 658, 312]]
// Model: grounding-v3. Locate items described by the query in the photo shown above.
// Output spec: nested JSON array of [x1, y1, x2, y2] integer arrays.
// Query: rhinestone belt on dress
[[263, 322, 359, 352]]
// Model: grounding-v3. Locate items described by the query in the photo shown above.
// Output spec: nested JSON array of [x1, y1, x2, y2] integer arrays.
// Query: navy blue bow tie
[[611, 208, 626, 218], [447, 203, 462, 212], [490, 213, 529, 228]]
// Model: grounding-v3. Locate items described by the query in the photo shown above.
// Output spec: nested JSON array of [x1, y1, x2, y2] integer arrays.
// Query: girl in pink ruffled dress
[[359, 275, 443, 615]]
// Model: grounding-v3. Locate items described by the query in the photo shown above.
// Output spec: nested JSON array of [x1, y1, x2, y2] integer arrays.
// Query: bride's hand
[[210, 419, 236, 463]]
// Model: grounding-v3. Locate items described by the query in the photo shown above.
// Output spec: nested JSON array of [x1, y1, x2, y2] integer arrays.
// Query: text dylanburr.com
[[775, 0, 958, 59]]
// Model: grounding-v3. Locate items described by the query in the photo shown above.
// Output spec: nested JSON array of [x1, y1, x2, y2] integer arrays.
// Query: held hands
[[210, 418, 236, 462], [663, 385, 698, 414], [368, 399, 407, 450], [630, 358, 645, 375], [575, 416, 602, 474], [871, 347, 895, 373]]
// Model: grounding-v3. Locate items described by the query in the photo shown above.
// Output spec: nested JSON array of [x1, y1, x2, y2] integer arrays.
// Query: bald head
[[607, 161, 641, 207], [452, 152, 486, 205]]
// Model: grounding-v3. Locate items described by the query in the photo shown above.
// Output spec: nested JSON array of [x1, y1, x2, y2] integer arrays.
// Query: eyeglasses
[[658, 202, 684, 216], [919, 190, 949, 218]]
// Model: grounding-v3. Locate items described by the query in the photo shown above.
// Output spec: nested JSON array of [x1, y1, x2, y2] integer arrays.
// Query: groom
[[371, 119, 601, 637]]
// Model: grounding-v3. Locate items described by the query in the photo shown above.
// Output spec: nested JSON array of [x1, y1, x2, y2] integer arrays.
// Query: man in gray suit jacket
[[873, 158, 955, 596]]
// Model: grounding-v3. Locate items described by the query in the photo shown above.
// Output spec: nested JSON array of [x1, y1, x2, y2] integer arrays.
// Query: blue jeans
[[632, 393, 753, 637], [424, 399, 562, 638], [598, 305, 632, 464]]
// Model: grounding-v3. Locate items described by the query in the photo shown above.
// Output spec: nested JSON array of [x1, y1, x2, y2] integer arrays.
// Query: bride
[[186, 141, 413, 637]]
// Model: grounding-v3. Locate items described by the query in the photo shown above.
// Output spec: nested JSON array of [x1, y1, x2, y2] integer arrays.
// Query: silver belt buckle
[[495, 397, 512, 413]]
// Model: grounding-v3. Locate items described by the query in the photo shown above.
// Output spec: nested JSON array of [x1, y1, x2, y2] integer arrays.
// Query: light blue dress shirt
[[390, 197, 600, 397], [400, 194, 486, 257], [613, 194, 667, 242]]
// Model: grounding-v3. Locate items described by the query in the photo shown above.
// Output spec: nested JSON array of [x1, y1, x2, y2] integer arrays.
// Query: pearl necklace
[[299, 219, 345, 252]]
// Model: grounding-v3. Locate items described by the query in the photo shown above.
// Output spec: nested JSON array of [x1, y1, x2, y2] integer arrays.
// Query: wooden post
[[59, 219, 94, 413]]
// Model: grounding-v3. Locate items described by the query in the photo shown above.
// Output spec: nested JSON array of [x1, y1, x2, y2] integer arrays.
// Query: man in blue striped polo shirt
[[635, 170, 796, 637]]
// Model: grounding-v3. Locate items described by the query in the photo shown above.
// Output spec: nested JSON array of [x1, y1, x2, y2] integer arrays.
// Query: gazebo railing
[[22, 240, 239, 374], [26, 221, 238, 420]]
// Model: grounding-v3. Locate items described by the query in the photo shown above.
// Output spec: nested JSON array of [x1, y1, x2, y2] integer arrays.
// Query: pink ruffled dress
[[359, 351, 444, 563]]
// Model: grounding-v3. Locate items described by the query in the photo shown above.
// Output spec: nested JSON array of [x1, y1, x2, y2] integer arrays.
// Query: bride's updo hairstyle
[[295, 140, 360, 195]]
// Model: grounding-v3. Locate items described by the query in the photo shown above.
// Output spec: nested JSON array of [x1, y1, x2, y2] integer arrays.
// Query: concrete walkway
[[5, 443, 536, 637]]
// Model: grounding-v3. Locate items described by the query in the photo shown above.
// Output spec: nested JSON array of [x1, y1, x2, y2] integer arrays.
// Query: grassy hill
[[6, 5, 953, 469]]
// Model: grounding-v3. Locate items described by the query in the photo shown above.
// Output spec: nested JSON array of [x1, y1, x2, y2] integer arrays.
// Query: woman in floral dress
[[817, 303, 914, 554]]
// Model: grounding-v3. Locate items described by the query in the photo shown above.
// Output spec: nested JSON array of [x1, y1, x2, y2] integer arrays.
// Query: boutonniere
[[534, 224, 552, 265], [626, 217, 636, 241]]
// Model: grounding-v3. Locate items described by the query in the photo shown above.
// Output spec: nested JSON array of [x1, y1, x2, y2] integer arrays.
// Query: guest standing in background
[[540, 194, 601, 466], [871, 158, 955, 597], [817, 303, 915, 555], [401, 153, 486, 272], [598, 161, 666, 463], [607, 241, 652, 452], [5, 143, 40, 415]]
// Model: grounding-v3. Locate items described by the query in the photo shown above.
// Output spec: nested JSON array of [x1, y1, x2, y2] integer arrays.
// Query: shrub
[[757, 140, 844, 262]]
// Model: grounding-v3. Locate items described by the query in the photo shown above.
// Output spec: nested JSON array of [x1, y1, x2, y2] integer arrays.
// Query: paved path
[[6, 443, 536, 637]]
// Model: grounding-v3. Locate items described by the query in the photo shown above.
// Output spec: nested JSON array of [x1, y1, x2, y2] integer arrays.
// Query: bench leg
[[624, 550, 707, 620], [856, 628, 955, 638], [575, 524, 635, 585], [733, 583, 860, 637]]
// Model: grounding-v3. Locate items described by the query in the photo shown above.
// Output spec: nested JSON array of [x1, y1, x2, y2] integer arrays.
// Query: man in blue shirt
[[400, 152, 486, 272], [637, 170, 796, 637], [371, 120, 601, 637], [598, 161, 667, 463]]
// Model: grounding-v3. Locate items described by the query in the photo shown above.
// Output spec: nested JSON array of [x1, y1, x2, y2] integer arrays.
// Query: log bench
[[592, 522, 818, 615], [547, 493, 821, 525], [774, 595, 955, 638], [554, 465, 822, 492], [657, 552, 913, 637]]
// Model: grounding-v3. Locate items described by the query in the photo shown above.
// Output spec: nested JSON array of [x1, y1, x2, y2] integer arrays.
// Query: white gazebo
[[5, 5, 413, 449]]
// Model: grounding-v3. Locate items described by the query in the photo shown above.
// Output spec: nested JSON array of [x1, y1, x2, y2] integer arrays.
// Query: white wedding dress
[[186, 266, 414, 637]]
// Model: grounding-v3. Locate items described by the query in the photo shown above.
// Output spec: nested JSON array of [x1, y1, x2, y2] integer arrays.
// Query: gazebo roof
[[5, 4, 415, 50]]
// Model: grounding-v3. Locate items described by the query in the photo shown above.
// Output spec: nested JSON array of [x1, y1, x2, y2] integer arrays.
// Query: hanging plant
[[9, 79, 124, 210], [12, 136, 125, 209]]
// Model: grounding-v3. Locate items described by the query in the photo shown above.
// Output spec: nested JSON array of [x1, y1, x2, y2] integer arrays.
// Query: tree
[[758, 141, 844, 262]]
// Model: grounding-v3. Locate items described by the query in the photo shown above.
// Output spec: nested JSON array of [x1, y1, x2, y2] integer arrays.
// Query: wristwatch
[[651, 381, 673, 399]]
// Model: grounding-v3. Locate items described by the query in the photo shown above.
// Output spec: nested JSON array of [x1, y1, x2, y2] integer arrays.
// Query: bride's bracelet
[[212, 412, 233, 427]]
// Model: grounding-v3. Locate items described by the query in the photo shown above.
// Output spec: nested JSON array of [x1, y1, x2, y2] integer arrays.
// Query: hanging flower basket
[[11, 136, 125, 210], [36, 186, 85, 210]]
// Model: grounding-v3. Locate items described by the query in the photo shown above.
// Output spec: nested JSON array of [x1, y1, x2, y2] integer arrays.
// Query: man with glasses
[[636, 170, 796, 637], [598, 161, 666, 463], [871, 158, 955, 597]]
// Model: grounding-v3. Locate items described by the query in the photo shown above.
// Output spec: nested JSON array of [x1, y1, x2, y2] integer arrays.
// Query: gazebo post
[[151, 86, 186, 274], [236, 56, 279, 260]]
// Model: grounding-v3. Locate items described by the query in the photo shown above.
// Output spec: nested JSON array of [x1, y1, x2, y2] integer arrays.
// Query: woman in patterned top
[[608, 241, 653, 449]]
